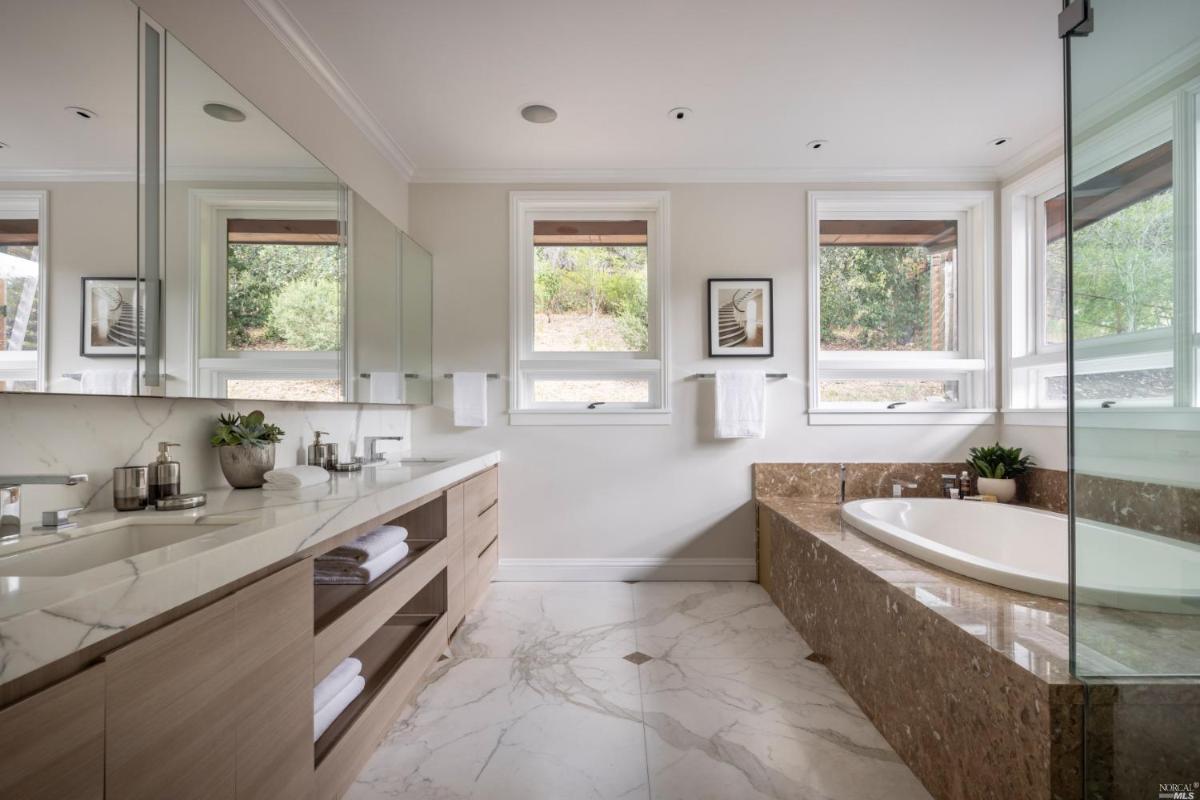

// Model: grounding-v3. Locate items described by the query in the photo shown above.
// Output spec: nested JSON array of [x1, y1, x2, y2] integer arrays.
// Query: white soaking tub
[[840, 498, 1200, 614]]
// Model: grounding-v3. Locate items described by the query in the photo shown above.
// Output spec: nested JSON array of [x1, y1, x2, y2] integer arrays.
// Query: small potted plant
[[211, 410, 285, 488], [966, 443, 1035, 503]]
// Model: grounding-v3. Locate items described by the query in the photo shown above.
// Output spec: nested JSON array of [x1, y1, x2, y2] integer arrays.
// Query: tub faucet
[[891, 479, 918, 498], [838, 463, 847, 504], [0, 474, 89, 535]]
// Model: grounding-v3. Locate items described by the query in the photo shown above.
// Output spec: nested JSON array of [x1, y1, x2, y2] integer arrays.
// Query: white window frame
[[0, 191, 48, 391], [807, 190, 995, 425], [188, 188, 346, 400], [509, 191, 671, 425]]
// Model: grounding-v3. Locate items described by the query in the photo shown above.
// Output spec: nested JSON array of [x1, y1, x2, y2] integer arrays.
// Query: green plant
[[266, 276, 341, 351], [210, 410, 285, 448], [966, 442, 1035, 479]]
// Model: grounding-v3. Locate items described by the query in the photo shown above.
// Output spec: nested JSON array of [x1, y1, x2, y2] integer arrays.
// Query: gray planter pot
[[218, 443, 276, 489]]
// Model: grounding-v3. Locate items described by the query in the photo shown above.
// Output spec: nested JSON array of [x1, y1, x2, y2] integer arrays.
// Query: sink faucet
[[0, 474, 89, 535], [362, 436, 406, 464], [891, 479, 919, 498]]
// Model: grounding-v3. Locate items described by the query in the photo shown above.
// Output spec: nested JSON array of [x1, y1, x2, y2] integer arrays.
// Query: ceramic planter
[[977, 477, 1017, 503], [218, 443, 275, 489]]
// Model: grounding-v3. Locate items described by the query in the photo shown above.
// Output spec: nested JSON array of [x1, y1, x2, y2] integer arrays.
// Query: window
[[0, 192, 45, 392], [808, 192, 993, 421], [1005, 90, 1190, 419], [510, 192, 669, 423], [190, 189, 345, 402]]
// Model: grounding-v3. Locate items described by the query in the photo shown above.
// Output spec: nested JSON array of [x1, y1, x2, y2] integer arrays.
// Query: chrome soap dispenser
[[148, 441, 182, 502], [307, 431, 335, 470]]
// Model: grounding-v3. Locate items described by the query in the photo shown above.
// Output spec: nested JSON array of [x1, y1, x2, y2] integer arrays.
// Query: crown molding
[[995, 128, 1064, 184], [0, 168, 136, 183], [243, 0, 416, 179], [167, 165, 336, 183], [412, 165, 1003, 185]]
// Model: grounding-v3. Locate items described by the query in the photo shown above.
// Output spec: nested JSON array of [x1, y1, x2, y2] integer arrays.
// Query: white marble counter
[[0, 450, 500, 686]]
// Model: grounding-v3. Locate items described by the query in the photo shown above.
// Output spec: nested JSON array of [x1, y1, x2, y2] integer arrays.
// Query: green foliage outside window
[[226, 243, 341, 351], [819, 246, 940, 351], [534, 245, 648, 352]]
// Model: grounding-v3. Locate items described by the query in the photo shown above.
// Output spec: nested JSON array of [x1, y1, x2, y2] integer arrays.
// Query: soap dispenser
[[148, 441, 182, 502], [308, 431, 334, 470]]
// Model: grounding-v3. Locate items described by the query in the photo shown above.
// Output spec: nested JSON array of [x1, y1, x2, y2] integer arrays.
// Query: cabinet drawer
[[465, 498, 498, 559], [469, 538, 499, 607], [447, 576, 465, 631], [462, 467, 498, 519], [0, 663, 105, 800]]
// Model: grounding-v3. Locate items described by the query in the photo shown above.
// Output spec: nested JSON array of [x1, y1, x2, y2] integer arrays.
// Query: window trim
[[807, 190, 995, 422], [509, 191, 671, 425], [0, 191, 48, 391], [187, 188, 345, 400]]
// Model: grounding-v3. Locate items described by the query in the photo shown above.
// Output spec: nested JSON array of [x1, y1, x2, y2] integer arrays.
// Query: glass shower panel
[[1066, 0, 1200, 795]]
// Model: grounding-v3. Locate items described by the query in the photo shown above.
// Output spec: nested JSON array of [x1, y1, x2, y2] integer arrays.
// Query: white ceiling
[[276, 0, 1065, 180]]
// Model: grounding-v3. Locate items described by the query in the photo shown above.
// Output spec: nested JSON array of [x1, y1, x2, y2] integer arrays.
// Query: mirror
[[0, 2, 433, 406], [0, 0, 139, 395]]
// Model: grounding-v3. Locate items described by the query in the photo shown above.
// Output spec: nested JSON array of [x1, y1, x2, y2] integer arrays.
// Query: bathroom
[[0, 0, 1196, 797]]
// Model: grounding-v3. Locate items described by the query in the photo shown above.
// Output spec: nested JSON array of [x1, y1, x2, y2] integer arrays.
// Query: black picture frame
[[80, 277, 144, 357], [707, 277, 774, 357]]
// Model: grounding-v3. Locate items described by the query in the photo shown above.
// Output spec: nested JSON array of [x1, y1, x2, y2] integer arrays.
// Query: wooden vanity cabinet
[[105, 558, 315, 800], [0, 663, 105, 800], [445, 482, 467, 630]]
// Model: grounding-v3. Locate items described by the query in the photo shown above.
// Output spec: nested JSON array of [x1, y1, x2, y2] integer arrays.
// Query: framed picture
[[81, 277, 143, 357], [707, 278, 773, 357]]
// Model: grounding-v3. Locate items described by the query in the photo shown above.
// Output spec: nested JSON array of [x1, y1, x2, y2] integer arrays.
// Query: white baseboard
[[494, 558, 758, 582]]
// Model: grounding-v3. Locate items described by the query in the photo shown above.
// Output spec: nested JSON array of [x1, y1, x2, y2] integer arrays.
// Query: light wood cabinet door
[[0, 663, 104, 800], [234, 559, 315, 800], [105, 588, 241, 800], [106, 559, 316, 800], [446, 484, 466, 630]]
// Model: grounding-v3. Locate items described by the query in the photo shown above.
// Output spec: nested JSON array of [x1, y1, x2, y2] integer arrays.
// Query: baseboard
[[494, 558, 757, 582]]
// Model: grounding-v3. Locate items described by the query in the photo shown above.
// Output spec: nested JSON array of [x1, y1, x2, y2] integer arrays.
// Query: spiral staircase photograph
[[717, 289, 761, 348], [90, 285, 141, 349]]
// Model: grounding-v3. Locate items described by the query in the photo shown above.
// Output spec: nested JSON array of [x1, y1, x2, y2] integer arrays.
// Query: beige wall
[[409, 182, 1003, 565]]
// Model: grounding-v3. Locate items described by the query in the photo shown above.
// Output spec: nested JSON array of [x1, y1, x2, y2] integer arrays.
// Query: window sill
[[508, 409, 673, 426], [807, 408, 997, 426], [1001, 409, 1067, 427]]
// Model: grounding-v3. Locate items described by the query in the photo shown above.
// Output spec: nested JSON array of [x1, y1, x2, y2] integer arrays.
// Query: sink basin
[[0, 517, 246, 577]]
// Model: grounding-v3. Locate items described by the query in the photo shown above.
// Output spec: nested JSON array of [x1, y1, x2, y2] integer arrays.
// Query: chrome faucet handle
[[39, 507, 84, 530], [0, 474, 89, 535], [891, 479, 919, 497], [364, 435, 406, 462]]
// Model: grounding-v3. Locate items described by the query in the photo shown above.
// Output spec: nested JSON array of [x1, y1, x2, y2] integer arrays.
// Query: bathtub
[[840, 498, 1200, 614]]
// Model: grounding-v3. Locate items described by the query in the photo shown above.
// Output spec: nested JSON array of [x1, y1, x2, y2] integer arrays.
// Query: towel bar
[[359, 373, 420, 379], [443, 373, 500, 379], [690, 372, 788, 379]]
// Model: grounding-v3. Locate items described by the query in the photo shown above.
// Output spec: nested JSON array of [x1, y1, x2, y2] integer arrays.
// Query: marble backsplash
[[0, 393, 410, 524]]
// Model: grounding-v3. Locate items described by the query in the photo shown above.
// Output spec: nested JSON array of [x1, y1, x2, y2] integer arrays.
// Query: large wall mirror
[[0, 0, 432, 405]]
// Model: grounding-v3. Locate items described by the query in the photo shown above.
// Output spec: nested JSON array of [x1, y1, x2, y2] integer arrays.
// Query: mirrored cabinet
[[0, 0, 432, 406]]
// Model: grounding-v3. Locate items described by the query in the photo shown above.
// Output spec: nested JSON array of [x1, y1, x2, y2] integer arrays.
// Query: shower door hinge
[[1058, 0, 1093, 38]]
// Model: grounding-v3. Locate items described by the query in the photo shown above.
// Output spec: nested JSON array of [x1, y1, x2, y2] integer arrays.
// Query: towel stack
[[313, 657, 365, 741], [263, 465, 331, 491], [315, 524, 410, 584]]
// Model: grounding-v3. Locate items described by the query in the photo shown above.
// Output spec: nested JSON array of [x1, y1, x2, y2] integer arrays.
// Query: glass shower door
[[1064, 0, 1200, 795]]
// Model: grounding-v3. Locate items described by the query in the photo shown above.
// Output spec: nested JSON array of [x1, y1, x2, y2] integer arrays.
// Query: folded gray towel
[[322, 524, 409, 564], [315, 541, 411, 584]]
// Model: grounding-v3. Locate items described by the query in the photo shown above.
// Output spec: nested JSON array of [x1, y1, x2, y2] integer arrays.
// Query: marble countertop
[[0, 451, 500, 686], [760, 497, 1200, 683]]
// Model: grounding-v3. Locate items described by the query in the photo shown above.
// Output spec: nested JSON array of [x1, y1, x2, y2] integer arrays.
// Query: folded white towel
[[80, 369, 136, 396], [313, 674, 365, 742], [322, 525, 409, 565], [314, 657, 362, 715], [364, 371, 402, 404], [452, 371, 487, 427], [262, 465, 330, 490], [714, 369, 766, 439], [315, 541, 411, 584]]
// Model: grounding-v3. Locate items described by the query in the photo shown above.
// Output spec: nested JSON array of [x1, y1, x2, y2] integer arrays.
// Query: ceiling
[[274, 0, 1065, 180]]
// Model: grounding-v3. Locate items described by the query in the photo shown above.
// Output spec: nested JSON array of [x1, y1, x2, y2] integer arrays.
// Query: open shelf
[[314, 612, 441, 766], [313, 539, 441, 633]]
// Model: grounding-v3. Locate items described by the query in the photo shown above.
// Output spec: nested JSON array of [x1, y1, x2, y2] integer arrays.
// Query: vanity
[[0, 454, 501, 800]]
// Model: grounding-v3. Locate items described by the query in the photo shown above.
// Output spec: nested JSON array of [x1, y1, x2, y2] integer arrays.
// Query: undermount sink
[[0, 517, 247, 577]]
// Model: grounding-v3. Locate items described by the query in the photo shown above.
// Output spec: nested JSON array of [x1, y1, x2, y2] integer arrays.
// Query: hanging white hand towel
[[79, 369, 137, 396], [452, 372, 487, 427], [714, 369, 766, 439]]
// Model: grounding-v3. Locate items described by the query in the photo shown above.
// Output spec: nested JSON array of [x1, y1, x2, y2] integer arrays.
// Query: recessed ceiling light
[[65, 106, 98, 120], [203, 102, 247, 123], [990, 136, 1010, 147], [520, 104, 557, 124], [668, 107, 692, 121], [806, 139, 829, 151]]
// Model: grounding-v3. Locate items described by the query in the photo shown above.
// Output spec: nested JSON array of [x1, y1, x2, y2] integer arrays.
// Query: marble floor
[[347, 582, 933, 800]]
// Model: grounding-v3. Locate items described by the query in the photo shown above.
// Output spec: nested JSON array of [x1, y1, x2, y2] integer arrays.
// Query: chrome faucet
[[891, 479, 919, 498], [361, 436, 406, 464], [0, 474, 89, 535], [838, 463, 847, 504]]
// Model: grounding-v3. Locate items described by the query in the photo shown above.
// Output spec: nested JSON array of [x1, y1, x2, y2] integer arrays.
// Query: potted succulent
[[211, 410, 285, 488], [966, 443, 1035, 503]]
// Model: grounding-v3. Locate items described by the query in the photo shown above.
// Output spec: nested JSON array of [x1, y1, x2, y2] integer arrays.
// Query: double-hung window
[[0, 191, 46, 392], [808, 191, 994, 422], [509, 191, 670, 424]]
